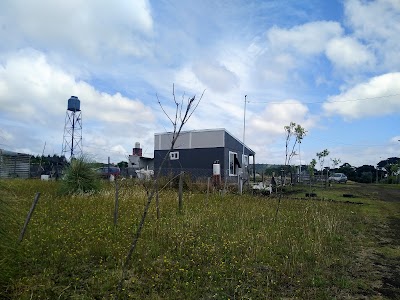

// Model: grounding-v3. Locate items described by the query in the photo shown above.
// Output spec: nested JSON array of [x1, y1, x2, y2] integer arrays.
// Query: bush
[[59, 157, 102, 195]]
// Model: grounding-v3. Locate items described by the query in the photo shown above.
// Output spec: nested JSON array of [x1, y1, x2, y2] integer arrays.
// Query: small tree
[[283, 122, 306, 184], [308, 158, 317, 194], [330, 158, 341, 173], [117, 84, 204, 296], [316, 149, 329, 175], [275, 122, 306, 222]]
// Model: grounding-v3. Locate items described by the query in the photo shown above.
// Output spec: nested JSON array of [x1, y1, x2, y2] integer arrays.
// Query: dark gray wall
[[154, 147, 225, 177], [224, 131, 255, 156]]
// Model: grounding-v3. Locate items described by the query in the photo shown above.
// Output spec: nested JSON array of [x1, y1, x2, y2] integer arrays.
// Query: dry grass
[[1, 179, 373, 299]]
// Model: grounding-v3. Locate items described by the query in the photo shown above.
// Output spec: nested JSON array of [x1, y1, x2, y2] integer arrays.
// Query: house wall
[[0, 150, 31, 178], [223, 131, 255, 179], [153, 129, 255, 181], [154, 147, 224, 177], [128, 155, 154, 170]]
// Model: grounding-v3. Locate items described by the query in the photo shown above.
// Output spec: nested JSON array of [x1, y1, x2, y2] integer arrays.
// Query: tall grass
[[0, 181, 21, 298], [59, 157, 102, 195], [3, 179, 361, 299]]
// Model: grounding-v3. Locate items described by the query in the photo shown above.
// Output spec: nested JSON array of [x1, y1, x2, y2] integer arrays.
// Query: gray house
[[154, 128, 255, 181], [0, 149, 31, 179]]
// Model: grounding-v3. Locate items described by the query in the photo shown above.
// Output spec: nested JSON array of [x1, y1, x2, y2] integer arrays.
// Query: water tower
[[61, 96, 83, 160]]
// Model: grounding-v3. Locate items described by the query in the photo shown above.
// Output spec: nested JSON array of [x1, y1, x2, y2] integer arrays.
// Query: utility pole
[[240, 95, 247, 195]]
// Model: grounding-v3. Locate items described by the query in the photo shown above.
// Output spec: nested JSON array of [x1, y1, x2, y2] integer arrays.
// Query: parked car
[[328, 173, 347, 183], [96, 166, 121, 179]]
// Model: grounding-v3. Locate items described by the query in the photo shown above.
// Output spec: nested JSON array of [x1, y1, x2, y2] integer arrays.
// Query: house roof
[[0, 148, 31, 157], [154, 128, 254, 154]]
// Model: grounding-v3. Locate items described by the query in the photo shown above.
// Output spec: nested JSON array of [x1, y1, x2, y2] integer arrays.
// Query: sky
[[0, 0, 399, 168]]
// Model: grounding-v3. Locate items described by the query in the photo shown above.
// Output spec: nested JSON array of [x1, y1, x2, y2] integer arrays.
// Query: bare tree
[[116, 84, 205, 297]]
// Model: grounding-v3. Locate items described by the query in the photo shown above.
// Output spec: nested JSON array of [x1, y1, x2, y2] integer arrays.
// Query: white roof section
[[155, 128, 224, 150], [154, 128, 254, 153]]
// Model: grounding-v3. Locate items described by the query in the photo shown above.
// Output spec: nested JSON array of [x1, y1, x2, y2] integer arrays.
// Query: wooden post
[[114, 178, 119, 226], [207, 177, 210, 202], [223, 169, 228, 196], [178, 171, 183, 212], [19, 192, 41, 242], [156, 180, 160, 219]]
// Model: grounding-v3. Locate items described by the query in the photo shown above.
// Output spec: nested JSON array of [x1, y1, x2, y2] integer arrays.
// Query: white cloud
[[267, 21, 343, 55], [251, 21, 345, 87], [323, 72, 400, 119], [245, 100, 318, 162], [344, 0, 400, 70], [0, 50, 156, 160], [390, 136, 400, 144], [345, 0, 400, 41], [250, 100, 315, 135], [326, 37, 375, 70], [0, 0, 154, 59], [0, 128, 13, 143], [192, 61, 239, 93]]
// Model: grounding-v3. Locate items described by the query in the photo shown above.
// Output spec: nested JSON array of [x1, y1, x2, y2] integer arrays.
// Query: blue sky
[[0, 0, 399, 167]]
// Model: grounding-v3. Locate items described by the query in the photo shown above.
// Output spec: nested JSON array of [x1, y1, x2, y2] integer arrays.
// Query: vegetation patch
[[1, 179, 399, 299], [58, 157, 102, 195]]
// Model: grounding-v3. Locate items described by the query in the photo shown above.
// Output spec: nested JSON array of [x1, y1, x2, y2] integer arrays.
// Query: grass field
[[1, 179, 399, 299]]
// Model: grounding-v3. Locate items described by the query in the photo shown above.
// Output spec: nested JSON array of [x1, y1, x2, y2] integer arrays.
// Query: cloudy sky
[[0, 0, 399, 167]]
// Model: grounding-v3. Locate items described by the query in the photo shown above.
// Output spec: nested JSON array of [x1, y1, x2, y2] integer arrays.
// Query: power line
[[247, 93, 400, 105]]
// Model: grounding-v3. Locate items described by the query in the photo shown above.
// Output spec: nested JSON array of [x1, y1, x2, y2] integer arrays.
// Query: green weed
[[58, 157, 102, 195]]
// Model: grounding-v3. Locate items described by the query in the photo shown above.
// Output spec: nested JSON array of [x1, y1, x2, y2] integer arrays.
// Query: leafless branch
[[117, 84, 205, 298], [179, 92, 185, 123], [187, 89, 205, 120], [157, 93, 174, 126]]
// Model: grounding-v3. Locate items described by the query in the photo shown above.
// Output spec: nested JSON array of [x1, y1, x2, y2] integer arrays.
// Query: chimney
[[132, 142, 142, 157]]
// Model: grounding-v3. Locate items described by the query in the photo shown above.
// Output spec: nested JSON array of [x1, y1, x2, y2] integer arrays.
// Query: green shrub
[[59, 157, 102, 195]]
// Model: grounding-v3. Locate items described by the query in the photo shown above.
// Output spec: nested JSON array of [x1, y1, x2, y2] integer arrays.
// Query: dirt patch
[[373, 217, 400, 299], [340, 184, 400, 298], [349, 183, 400, 202]]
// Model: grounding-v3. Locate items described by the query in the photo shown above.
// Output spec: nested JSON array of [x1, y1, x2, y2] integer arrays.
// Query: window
[[229, 151, 241, 176], [169, 151, 179, 160]]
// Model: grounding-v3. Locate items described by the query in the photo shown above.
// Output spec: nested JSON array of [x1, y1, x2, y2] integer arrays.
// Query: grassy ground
[[1, 179, 399, 299]]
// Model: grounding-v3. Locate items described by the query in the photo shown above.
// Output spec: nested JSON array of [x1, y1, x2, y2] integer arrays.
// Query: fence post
[[223, 169, 228, 196], [207, 177, 210, 202], [178, 171, 183, 212], [114, 178, 119, 226], [156, 180, 160, 219], [19, 192, 41, 242]]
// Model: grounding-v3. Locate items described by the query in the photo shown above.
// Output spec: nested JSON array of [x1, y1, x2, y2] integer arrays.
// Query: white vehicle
[[328, 173, 347, 183]]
